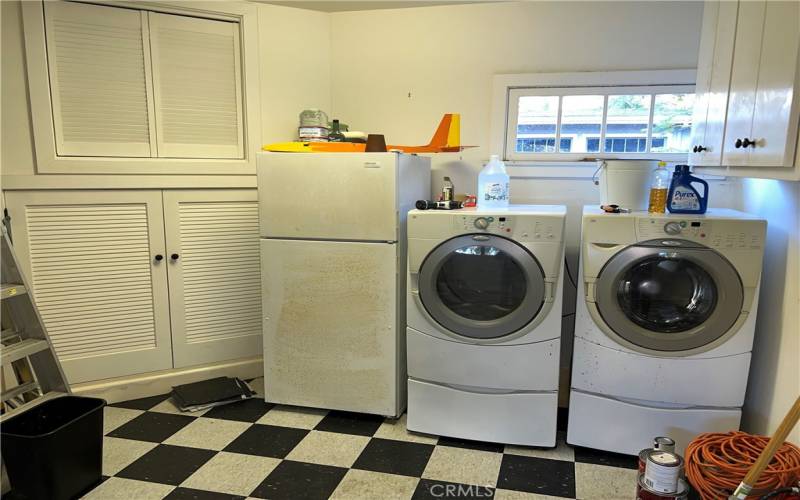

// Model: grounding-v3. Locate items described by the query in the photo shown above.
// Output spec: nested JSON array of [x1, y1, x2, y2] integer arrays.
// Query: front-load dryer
[[406, 205, 566, 446], [567, 206, 767, 455]]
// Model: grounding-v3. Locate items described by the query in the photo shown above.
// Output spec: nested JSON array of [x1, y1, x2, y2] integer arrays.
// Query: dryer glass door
[[418, 234, 546, 339], [595, 240, 744, 352]]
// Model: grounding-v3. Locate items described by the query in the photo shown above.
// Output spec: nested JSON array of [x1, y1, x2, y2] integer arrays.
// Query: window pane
[[516, 96, 559, 153], [605, 95, 651, 153], [559, 95, 603, 153], [651, 93, 695, 153]]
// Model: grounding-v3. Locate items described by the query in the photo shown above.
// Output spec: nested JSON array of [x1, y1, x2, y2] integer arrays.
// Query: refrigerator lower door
[[261, 238, 402, 416]]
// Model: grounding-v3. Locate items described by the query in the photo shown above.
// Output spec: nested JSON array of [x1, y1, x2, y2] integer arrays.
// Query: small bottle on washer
[[441, 177, 454, 202]]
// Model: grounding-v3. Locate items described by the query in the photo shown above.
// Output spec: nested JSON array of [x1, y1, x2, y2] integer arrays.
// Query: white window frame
[[490, 70, 697, 176], [21, 0, 261, 175]]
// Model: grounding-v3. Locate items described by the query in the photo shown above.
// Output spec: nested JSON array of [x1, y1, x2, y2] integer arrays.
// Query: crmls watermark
[[429, 484, 494, 497]]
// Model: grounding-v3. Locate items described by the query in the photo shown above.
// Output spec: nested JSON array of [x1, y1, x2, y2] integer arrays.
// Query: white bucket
[[595, 159, 656, 211]]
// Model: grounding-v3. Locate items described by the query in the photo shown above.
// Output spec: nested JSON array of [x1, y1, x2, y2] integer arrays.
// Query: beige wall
[[1, 0, 38, 177], [258, 3, 330, 144], [0, 0, 330, 184], [329, 1, 705, 194], [741, 179, 800, 444]]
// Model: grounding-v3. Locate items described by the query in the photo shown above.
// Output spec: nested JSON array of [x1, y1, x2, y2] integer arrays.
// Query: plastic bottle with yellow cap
[[648, 161, 670, 214]]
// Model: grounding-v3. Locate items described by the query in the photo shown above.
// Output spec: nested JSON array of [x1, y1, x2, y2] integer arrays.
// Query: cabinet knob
[[154, 254, 164, 262], [742, 138, 756, 148], [171, 253, 180, 260], [735, 138, 743, 149], [696, 145, 707, 152]]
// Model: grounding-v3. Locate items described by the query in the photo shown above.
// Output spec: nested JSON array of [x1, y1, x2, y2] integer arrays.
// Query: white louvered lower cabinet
[[4, 191, 173, 383], [163, 190, 262, 368], [4, 189, 262, 384]]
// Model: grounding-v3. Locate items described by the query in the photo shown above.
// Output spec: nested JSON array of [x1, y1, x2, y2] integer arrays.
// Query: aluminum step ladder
[[1, 223, 69, 423]]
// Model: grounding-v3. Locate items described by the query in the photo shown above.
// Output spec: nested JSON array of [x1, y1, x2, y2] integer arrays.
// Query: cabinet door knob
[[696, 145, 707, 152], [735, 138, 743, 148], [171, 253, 180, 260], [692, 146, 698, 153], [154, 254, 164, 262], [742, 138, 756, 148]]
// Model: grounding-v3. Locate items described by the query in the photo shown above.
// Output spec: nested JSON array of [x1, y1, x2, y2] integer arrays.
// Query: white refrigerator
[[257, 152, 431, 417]]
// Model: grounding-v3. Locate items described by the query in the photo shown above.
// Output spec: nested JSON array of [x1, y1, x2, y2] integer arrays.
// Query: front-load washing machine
[[567, 206, 766, 455], [406, 205, 567, 446]]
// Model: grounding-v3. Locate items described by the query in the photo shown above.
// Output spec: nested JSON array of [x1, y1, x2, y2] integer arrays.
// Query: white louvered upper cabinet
[[149, 13, 244, 159], [3, 191, 173, 384], [23, 0, 255, 171], [43, 1, 156, 157], [162, 190, 262, 367]]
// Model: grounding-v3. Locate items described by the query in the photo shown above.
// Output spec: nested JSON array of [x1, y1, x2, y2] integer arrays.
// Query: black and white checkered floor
[[86, 379, 641, 499]]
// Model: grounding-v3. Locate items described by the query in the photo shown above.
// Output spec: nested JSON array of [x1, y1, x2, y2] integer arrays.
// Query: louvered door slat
[[149, 13, 243, 159], [44, 2, 155, 157], [4, 191, 172, 384], [164, 190, 261, 368]]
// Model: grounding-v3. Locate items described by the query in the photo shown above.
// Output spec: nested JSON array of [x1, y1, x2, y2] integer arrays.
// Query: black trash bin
[[2, 395, 105, 500]]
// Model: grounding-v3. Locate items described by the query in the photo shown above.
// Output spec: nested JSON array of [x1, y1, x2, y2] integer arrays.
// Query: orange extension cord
[[686, 431, 800, 499]]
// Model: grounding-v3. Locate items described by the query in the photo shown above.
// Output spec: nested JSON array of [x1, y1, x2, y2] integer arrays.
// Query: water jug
[[667, 165, 708, 214], [478, 155, 509, 209]]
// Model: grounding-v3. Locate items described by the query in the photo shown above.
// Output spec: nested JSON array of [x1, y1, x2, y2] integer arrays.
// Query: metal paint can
[[644, 450, 683, 493], [654, 437, 676, 453], [638, 437, 677, 472], [636, 474, 688, 500]]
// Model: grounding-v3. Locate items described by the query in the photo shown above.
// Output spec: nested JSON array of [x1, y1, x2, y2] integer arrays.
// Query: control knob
[[664, 222, 682, 235], [474, 217, 490, 230]]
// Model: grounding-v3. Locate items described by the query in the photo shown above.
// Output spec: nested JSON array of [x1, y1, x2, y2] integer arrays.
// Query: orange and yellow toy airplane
[[262, 113, 474, 153]]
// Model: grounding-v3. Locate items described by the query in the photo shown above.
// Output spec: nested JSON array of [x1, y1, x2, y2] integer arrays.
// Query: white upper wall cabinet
[[688, 1, 738, 167], [44, 2, 156, 158], [743, 1, 800, 167], [149, 13, 243, 159], [691, 0, 800, 180], [21, 1, 260, 175]]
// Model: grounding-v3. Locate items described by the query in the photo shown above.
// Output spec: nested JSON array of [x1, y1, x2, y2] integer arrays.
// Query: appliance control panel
[[636, 217, 764, 249], [454, 215, 560, 240]]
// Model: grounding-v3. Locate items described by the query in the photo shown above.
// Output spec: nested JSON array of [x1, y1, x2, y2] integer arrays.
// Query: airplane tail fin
[[427, 114, 461, 149]]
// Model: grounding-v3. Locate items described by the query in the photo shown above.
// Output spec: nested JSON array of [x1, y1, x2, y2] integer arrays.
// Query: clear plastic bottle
[[478, 155, 510, 209], [648, 161, 671, 213]]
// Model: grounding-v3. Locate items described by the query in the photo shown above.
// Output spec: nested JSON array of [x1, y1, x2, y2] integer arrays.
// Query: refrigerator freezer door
[[258, 153, 399, 241], [261, 238, 401, 416]]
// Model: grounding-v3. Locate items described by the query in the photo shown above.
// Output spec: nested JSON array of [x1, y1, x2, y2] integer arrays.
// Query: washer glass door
[[418, 234, 546, 340], [595, 240, 744, 352], [619, 257, 717, 332]]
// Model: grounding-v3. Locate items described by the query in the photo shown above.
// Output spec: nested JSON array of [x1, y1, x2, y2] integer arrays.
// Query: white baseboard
[[71, 357, 263, 404]]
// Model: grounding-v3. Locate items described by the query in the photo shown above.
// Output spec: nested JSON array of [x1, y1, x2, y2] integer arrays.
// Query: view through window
[[508, 85, 694, 159]]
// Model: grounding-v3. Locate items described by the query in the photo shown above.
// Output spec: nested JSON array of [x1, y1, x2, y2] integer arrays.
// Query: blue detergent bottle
[[667, 164, 709, 214]]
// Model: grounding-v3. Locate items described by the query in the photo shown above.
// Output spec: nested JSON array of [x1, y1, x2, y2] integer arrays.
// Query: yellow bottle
[[648, 161, 670, 213]]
